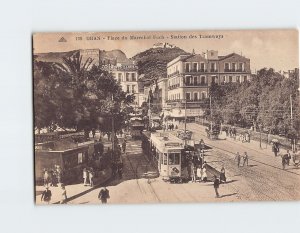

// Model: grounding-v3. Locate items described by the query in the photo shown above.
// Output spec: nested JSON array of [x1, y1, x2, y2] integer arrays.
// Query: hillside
[[132, 47, 189, 80]]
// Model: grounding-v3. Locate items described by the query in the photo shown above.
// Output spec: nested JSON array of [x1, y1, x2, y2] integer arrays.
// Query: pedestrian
[[272, 143, 279, 157], [41, 187, 52, 204], [234, 152, 241, 167], [220, 166, 226, 183], [213, 175, 220, 198], [98, 187, 110, 204], [243, 152, 249, 166], [196, 166, 202, 182], [92, 128, 96, 138], [89, 169, 94, 187], [191, 163, 196, 183], [286, 150, 291, 166], [83, 168, 88, 186], [60, 184, 67, 204], [118, 162, 123, 179], [43, 169, 50, 187], [202, 167, 207, 182], [122, 140, 126, 153]]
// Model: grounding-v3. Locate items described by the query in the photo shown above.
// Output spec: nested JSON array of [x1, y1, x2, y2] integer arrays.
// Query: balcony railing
[[166, 99, 207, 103], [224, 68, 246, 72], [184, 69, 208, 73], [210, 69, 218, 72], [167, 70, 180, 78], [183, 82, 208, 87], [168, 84, 180, 90]]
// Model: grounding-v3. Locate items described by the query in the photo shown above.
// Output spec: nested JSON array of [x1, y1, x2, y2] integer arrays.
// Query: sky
[[33, 29, 299, 72]]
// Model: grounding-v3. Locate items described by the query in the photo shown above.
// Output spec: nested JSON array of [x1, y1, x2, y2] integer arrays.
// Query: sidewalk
[[181, 123, 300, 175], [36, 168, 112, 204]]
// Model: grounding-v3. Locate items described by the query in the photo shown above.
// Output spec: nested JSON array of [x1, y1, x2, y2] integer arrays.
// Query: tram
[[129, 117, 144, 139], [142, 130, 188, 182]]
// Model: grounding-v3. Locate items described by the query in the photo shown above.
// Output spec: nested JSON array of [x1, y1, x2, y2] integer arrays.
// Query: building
[[101, 60, 142, 107], [166, 50, 251, 119]]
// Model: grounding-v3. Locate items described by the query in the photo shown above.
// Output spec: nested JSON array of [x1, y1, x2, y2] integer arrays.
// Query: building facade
[[166, 50, 251, 118], [102, 62, 142, 107]]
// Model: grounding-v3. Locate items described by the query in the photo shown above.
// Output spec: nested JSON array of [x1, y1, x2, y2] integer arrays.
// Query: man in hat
[[213, 175, 220, 198], [41, 187, 52, 204], [98, 187, 110, 204], [234, 152, 241, 167]]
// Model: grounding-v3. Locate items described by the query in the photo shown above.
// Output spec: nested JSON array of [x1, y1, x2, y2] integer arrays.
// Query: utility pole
[[210, 95, 213, 131], [148, 92, 151, 130], [111, 94, 115, 162], [184, 98, 187, 146], [290, 94, 295, 152]]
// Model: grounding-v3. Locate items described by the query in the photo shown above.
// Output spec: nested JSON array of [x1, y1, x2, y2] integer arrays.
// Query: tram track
[[124, 141, 161, 202]]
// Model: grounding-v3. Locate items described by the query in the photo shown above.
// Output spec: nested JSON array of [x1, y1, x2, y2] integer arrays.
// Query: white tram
[[150, 131, 184, 180]]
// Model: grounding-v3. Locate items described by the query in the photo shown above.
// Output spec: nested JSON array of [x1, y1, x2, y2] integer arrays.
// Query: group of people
[[43, 165, 62, 187], [40, 184, 67, 204], [83, 167, 95, 187], [163, 123, 178, 131], [234, 152, 249, 167]]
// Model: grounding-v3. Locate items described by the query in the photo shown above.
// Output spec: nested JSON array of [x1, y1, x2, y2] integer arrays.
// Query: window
[[78, 153, 83, 164], [210, 63, 216, 71], [132, 85, 136, 93], [127, 85, 130, 93], [224, 63, 230, 71], [201, 76, 206, 84], [185, 63, 190, 72], [193, 63, 198, 72], [194, 92, 198, 100], [193, 76, 198, 85], [211, 76, 217, 83], [222, 76, 226, 83], [231, 63, 236, 71], [126, 73, 130, 81], [201, 92, 206, 99], [236, 76, 240, 83], [118, 73, 122, 82], [244, 76, 247, 82], [229, 76, 233, 82], [186, 92, 191, 100], [163, 153, 168, 165], [200, 63, 205, 71], [132, 73, 136, 81], [168, 153, 180, 165], [239, 63, 244, 71], [185, 76, 191, 85]]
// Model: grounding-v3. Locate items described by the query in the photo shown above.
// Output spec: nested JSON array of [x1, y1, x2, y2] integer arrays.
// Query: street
[[66, 123, 300, 204]]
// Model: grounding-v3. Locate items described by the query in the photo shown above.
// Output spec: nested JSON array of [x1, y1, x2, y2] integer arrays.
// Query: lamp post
[[259, 124, 262, 149]]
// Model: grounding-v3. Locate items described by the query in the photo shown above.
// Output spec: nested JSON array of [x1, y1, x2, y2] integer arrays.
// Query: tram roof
[[150, 130, 184, 151]]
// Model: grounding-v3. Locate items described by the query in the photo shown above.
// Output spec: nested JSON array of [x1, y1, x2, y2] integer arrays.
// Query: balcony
[[168, 83, 180, 90], [184, 69, 208, 73], [210, 69, 218, 72], [224, 68, 246, 72], [183, 82, 208, 87], [167, 70, 180, 78]]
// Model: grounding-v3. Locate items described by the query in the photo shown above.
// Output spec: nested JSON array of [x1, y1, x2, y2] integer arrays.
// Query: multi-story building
[[101, 61, 142, 107], [166, 50, 251, 119]]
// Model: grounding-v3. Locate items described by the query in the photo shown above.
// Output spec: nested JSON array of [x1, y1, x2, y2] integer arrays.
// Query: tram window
[[174, 153, 180, 164], [169, 153, 180, 165], [163, 153, 168, 165]]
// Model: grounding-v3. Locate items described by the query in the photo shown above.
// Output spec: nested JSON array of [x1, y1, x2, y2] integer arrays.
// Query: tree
[[33, 52, 134, 135]]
